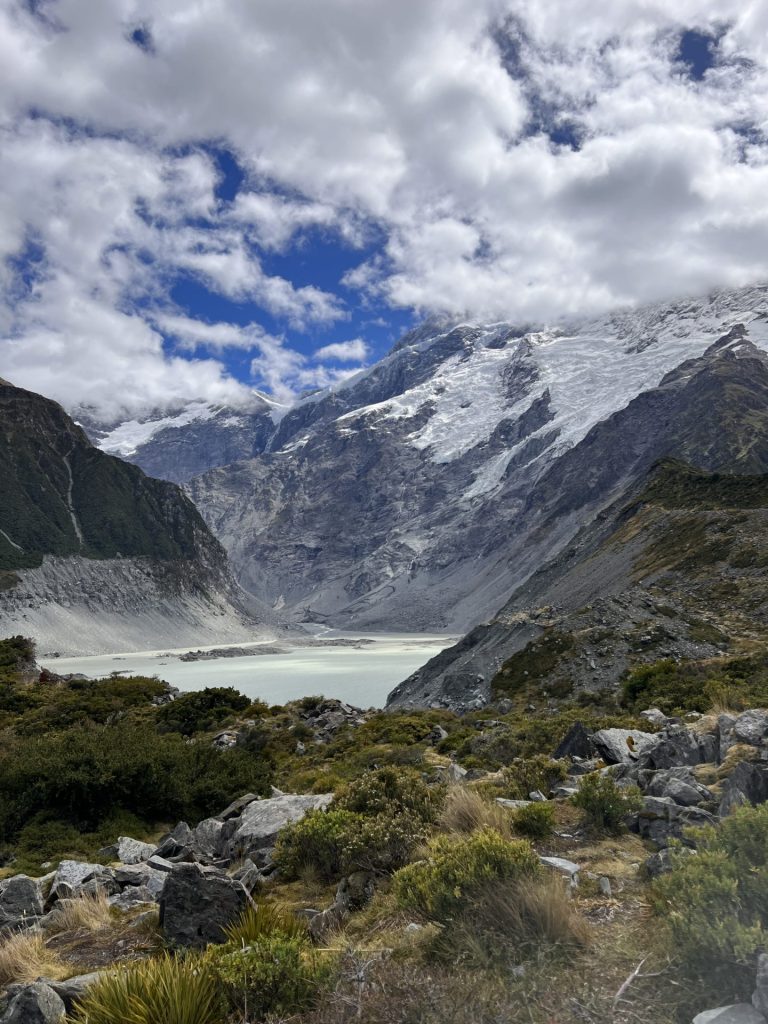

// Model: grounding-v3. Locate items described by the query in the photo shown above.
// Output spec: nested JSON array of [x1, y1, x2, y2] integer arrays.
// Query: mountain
[[80, 394, 285, 485], [182, 285, 768, 631], [0, 379, 277, 655], [388, 329, 768, 709]]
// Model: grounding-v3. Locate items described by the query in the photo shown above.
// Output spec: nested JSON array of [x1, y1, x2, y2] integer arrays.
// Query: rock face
[[158, 863, 250, 947], [0, 378, 277, 655], [0, 875, 43, 932]]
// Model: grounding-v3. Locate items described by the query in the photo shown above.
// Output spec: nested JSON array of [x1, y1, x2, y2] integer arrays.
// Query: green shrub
[[653, 804, 768, 1003], [571, 774, 642, 834], [336, 765, 444, 822], [203, 934, 331, 1020], [274, 807, 426, 882], [512, 801, 555, 839], [155, 686, 252, 736], [223, 902, 307, 945], [71, 953, 222, 1024], [498, 756, 568, 800], [393, 828, 541, 921]]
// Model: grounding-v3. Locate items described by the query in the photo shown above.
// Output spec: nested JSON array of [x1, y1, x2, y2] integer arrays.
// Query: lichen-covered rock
[[99, 836, 156, 865], [591, 728, 655, 765], [226, 793, 334, 859], [733, 710, 768, 748], [0, 982, 66, 1024], [0, 875, 43, 932], [159, 862, 250, 947], [719, 762, 768, 816]]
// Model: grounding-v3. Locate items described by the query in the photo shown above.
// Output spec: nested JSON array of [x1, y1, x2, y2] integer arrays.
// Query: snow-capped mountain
[[174, 284, 768, 634]]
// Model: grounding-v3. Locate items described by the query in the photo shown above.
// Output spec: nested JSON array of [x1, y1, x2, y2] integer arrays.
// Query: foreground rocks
[[158, 863, 251, 947]]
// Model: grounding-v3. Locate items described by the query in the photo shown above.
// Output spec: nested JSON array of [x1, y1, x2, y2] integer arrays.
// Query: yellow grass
[[439, 787, 512, 837], [0, 930, 66, 987], [44, 890, 114, 936]]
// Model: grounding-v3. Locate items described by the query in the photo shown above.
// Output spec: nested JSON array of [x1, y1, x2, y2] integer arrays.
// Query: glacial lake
[[39, 633, 455, 709]]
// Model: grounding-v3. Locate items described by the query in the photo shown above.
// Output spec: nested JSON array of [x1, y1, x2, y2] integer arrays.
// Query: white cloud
[[314, 339, 369, 362], [3, 0, 768, 413]]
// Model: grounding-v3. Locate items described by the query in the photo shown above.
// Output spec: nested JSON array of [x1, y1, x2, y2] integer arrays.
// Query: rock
[[551, 785, 579, 798], [734, 710, 768, 747], [109, 885, 157, 911], [633, 797, 717, 848], [598, 876, 612, 897], [192, 818, 225, 862], [231, 859, 262, 894], [496, 798, 532, 810], [754, 953, 768, 1018], [305, 874, 371, 941], [644, 767, 713, 807], [99, 836, 156, 865], [154, 822, 195, 860], [692, 1006, 766, 1024], [44, 973, 102, 1013], [0, 982, 66, 1024], [49, 861, 107, 900], [540, 856, 580, 885], [529, 790, 547, 802], [405, 922, 423, 934], [553, 722, 594, 760], [591, 728, 655, 765], [567, 758, 600, 776], [718, 714, 739, 760], [639, 708, 669, 727], [0, 875, 43, 932], [446, 763, 468, 783], [147, 855, 174, 873], [429, 725, 449, 745], [159, 863, 250, 947], [637, 728, 717, 771], [212, 731, 238, 749], [216, 794, 260, 821], [227, 793, 334, 859], [720, 763, 768, 816]]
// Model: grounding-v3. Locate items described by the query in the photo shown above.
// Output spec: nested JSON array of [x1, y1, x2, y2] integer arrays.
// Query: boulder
[[733, 710, 768, 748], [226, 793, 333, 859], [0, 875, 43, 932], [719, 763, 768, 816], [633, 796, 717, 847], [540, 856, 580, 884], [159, 863, 250, 947], [49, 861, 110, 901], [591, 728, 655, 765], [639, 708, 670, 727], [99, 836, 156, 865], [44, 973, 102, 1013], [0, 983, 66, 1024], [644, 847, 696, 879], [192, 818, 225, 862], [553, 722, 594, 760], [644, 767, 713, 807], [753, 953, 768, 1018], [216, 794, 260, 821], [109, 885, 157, 911], [154, 822, 194, 860], [636, 727, 718, 771], [496, 798, 532, 810], [692, 1007, 766, 1024]]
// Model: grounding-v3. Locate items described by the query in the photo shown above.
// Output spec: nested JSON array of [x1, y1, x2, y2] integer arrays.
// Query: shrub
[[336, 765, 444, 822], [393, 828, 541, 921], [497, 756, 568, 800], [571, 774, 642, 834], [440, 788, 512, 836], [71, 953, 222, 1024], [155, 686, 252, 736], [653, 803, 768, 1002], [223, 901, 307, 945], [275, 807, 426, 881], [203, 934, 331, 1021], [512, 801, 555, 839]]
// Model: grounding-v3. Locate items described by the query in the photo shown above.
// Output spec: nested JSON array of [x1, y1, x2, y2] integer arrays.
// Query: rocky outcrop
[[158, 863, 250, 947]]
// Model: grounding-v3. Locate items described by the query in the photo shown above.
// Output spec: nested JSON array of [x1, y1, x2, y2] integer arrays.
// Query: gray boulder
[[733, 710, 768, 748], [553, 722, 594, 760], [109, 885, 157, 911], [719, 763, 768, 816], [154, 822, 194, 860], [633, 796, 717, 848], [591, 729, 655, 765], [49, 861, 110, 901], [192, 818, 225, 862], [692, 1007, 766, 1024], [102, 836, 156, 865], [644, 767, 713, 807], [227, 793, 333, 859], [0, 875, 43, 932], [639, 708, 670, 727], [637, 728, 717, 771], [44, 973, 102, 1013], [159, 862, 250, 947], [753, 953, 768, 1018], [0, 983, 66, 1024], [216, 793, 260, 821]]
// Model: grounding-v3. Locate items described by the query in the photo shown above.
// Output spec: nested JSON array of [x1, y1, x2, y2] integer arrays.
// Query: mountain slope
[[187, 286, 768, 631], [0, 379, 276, 655], [388, 332, 768, 708]]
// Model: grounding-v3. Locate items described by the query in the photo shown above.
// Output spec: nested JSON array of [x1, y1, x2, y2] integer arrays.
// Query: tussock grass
[[439, 787, 512, 837], [45, 890, 113, 935], [222, 901, 307, 946], [0, 930, 65, 987]]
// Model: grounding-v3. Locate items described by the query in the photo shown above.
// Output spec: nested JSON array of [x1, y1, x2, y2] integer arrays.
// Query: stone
[[231, 859, 262, 894], [591, 728, 655, 765], [147, 855, 174, 873], [0, 875, 43, 932], [216, 794, 260, 821], [44, 973, 102, 1013], [109, 885, 157, 911], [154, 822, 195, 860], [429, 725, 449, 745], [633, 797, 716, 848], [192, 818, 225, 862], [540, 856, 580, 883], [734, 710, 768, 747], [49, 861, 108, 900], [598, 876, 612, 897], [227, 793, 334, 859], [159, 863, 250, 947], [639, 708, 669, 727], [529, 790, 547, 802], [446, 763, 468, 783], [753, 953, 768, 1018], [99, 836, 156, 865], [692, 1006, 766, 1024], [553, 722, 594, 760], [496, 798, 532, 810], [644, 768, 713, 807], [637, 728, 719, 771], [0, 983, 66, 1024], [719, 763, 768, 816]]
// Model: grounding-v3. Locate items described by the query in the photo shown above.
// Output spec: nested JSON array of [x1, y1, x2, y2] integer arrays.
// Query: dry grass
[[44, 890, 114, 936], [439, 787, 512, 837], [0, 929, 66, 987]]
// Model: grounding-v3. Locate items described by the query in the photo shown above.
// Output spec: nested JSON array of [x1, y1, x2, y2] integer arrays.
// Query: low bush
[[653, 803, 768, 1002], [336, 765, 444, 823], [512, 801, 555, 839], [223, 901, 307, 945], [203, 934, 332, 1021], [393, 828, 541, 921], [155, 686, 252, 736], [275, 807, 426, 881], [71, 953, 222, 1024], [571, 774, 642, 834]]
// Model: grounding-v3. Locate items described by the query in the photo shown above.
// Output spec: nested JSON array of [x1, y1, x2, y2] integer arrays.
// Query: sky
[[2, 1, 768, 421]]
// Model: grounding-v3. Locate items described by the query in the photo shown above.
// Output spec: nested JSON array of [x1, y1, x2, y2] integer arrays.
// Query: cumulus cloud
[[314, 339, 369, 362], [3, 0, 768, 415]]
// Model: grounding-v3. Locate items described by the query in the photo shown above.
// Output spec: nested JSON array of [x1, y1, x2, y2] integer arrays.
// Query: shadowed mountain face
[[0, 380, 275, 656], [388, 329, 768, 709]]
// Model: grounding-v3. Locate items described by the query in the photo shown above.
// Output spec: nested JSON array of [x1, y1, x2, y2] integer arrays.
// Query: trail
[[62, 446, 84, 547]]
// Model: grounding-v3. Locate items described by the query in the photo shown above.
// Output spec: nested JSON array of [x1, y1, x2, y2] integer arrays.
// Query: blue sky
[[2, 1, 768, 420]]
